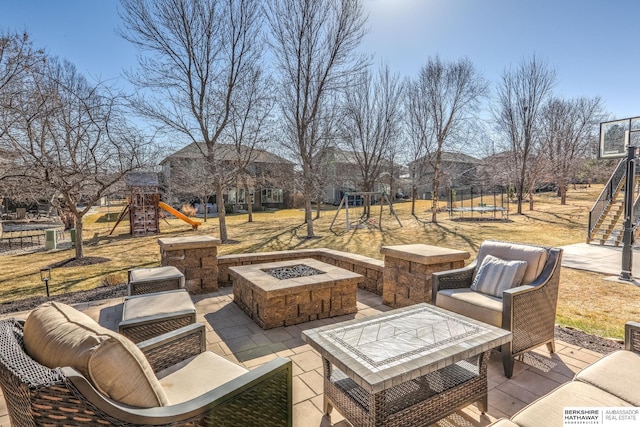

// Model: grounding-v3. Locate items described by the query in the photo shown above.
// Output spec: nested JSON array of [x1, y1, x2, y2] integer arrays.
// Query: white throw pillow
[[470, 254, 528, 297]]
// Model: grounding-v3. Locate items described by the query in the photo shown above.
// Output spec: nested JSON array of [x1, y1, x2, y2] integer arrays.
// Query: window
[[228, 188, 246, 204], [261, 188, 283, 203]]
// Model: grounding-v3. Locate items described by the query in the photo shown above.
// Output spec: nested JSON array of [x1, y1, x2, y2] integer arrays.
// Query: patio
[[0, 287, 605, 427]]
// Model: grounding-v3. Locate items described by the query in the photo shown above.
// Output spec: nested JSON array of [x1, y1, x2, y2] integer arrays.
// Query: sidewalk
[[560, 242, 640, 283]]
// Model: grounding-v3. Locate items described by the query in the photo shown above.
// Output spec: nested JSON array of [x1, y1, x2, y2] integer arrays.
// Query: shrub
[[102, 272, 127, 287], [180, 204, 196, 217], [291, 193, 306, 209]]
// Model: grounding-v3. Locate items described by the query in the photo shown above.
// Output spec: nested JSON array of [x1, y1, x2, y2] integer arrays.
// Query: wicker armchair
[[431, 241, 563, 378], [0, 319, 292, 426]]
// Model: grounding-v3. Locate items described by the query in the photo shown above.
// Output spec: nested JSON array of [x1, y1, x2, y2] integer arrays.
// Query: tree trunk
[[411, 186, 416, 216], [560, 184, 567, 205], [245, 183, 253, 223], [516, 182, 524, 214], [529, 191, 534, 210], [202, 196, 208, 222], [431, 172, 440, 224], [305, 197, 314, 237], [216, 184, 228, 241], [316, 194, 321, 219], [431, 197, 438, 223], [74, 214, 84, 259]]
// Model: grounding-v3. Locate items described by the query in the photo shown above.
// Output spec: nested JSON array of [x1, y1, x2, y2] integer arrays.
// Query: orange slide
[[158, 202, 202, 230]]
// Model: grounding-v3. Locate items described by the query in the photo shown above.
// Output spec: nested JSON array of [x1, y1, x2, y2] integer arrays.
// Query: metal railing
[[0, 228, 67, 253], [588, 159, 626, 241]]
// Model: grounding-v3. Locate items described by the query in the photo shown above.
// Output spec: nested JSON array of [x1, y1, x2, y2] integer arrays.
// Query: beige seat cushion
[[511, 382, 630, 427], [575, 350, 640, 406], [157, 351, 248, 404], [475, 241, 547, 285], [129, 266, 185, 284], [24, 302, 168, 408], [122, 289, 195, 321], [488, 420, 520, 427], [435, 288, 503, 327]]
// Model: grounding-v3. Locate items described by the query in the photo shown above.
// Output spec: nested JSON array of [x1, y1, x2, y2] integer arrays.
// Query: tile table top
[[302, 303, 511, 393]]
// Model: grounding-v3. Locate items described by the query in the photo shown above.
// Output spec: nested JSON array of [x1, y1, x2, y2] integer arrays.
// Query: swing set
[[329, 191, 402, 231]]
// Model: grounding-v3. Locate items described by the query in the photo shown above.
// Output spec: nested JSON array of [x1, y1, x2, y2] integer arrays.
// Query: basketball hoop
[[599, 117, 640, 159]]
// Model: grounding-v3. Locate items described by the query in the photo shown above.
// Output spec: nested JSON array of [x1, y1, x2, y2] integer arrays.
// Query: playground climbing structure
[[109, 173, 200, 236]]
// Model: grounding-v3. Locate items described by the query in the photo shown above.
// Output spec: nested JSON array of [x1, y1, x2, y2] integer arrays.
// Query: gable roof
[[126, 172, 158, 187], [319, 146, 401, 169], [410, 151, 482, 166], [161, 142, 292, 165]]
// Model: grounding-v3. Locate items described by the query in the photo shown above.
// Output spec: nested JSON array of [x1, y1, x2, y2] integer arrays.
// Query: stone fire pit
[[230, 258, 362, 329]]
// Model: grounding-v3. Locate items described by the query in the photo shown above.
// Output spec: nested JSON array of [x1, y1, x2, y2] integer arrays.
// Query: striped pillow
[[470, 254, 528, 297]]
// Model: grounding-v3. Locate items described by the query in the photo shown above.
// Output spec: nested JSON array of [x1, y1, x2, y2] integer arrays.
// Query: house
[[159, 143, 295, 210], [476, 151, 516, 192], [316, 147, 402, 205], [409, 151, 482, 199]]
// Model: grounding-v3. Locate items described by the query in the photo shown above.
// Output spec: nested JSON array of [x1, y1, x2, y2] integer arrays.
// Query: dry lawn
[[1, 185, 639, 340]]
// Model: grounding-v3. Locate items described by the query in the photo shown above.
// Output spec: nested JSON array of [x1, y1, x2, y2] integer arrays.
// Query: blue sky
[[1, 0, 639, 119]]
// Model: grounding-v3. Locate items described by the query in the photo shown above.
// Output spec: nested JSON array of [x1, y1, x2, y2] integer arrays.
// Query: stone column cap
[[380, 244, 470, 265], [158, 235, 221, 250]]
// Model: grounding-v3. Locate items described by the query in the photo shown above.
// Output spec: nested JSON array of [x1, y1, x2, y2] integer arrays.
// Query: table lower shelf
[[323, 351, 489, 427]]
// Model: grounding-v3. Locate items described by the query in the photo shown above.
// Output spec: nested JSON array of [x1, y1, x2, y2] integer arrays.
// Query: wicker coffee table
[[302, 303, 511, 427]]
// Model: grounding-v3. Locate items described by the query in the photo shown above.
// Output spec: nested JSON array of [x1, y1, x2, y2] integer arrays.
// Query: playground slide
[[158, 202, 202, 230]]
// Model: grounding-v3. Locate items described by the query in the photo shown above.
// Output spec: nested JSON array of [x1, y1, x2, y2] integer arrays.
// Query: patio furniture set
[[0, 239, 635, 427], [0, 264, 292, 426]]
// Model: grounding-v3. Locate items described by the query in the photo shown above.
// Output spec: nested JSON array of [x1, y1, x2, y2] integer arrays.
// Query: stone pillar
[[381, 244, 470, 308], [158, 236, 221, 293]]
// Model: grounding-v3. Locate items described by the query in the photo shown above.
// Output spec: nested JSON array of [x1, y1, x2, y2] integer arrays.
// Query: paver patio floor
[[0, 288, 605, 427]]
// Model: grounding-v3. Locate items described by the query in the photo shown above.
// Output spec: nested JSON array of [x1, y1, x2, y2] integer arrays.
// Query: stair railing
[[632, 182, 640, 237], [588, 158, 626, 241]]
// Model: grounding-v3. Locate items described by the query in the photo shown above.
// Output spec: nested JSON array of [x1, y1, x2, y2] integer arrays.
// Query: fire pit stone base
[[230, 258, 363, 329]]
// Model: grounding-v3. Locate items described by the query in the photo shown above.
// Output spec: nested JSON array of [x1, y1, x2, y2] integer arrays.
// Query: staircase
[[588, 159, 640, 246]]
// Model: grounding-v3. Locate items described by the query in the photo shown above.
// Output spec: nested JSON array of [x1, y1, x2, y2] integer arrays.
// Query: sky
[[1, 0, 639, 121]]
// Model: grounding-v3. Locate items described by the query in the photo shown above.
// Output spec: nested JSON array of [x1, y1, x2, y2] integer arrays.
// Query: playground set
[[110, 174, 200, 236], [329, 191, 402, 231]]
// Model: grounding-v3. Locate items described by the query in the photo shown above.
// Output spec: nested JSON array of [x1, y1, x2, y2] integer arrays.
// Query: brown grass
[[2, 185, 639, 339]]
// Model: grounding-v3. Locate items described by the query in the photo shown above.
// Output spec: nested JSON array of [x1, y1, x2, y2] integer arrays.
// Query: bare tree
[[494, 55, 556, 213], [524, 153, 553, 210], [407, 56, 488, 222], [227, 68, 275, 223], [405, 76, 432, 216], [0, 32, 44, 96], [119, 0, 268, 242], [339, 64, 404, 218], [540, 96, 605, 204], [0, 31, 46, 189], [266, 0, 368, 238], [169, 157, 216, 221], [0, 57, 149, 258]]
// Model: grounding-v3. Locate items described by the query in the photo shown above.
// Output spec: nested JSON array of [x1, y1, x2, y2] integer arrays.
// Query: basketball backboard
[[599, 116, 640, 158]]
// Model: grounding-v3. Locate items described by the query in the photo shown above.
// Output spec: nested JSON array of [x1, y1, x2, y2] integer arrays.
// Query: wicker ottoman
[[128, 266, 185, 296], [119, 289, 196, 343]]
